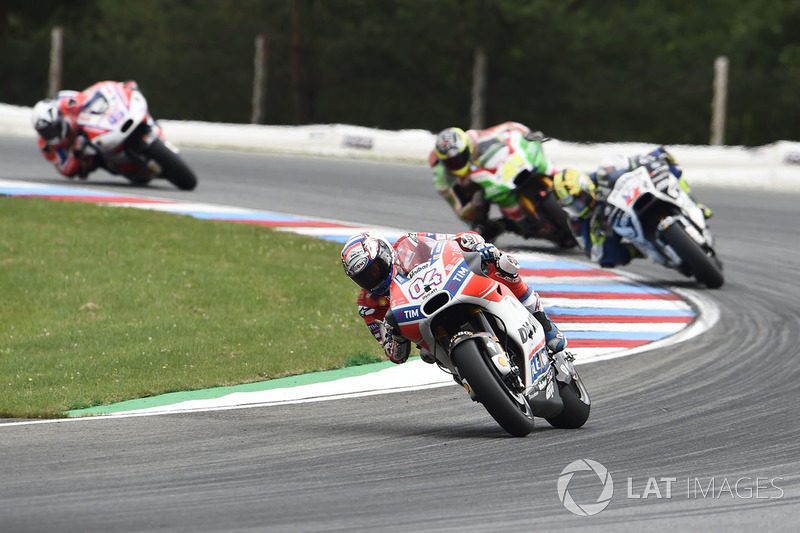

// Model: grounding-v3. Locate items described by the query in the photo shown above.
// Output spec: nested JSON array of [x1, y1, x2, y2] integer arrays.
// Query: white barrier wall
[[5, 102, 800, 191]]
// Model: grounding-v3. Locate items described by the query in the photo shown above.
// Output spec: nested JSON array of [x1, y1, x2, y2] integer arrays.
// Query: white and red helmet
[[341, 232, 395, 294], [32, 99, 69, 145]]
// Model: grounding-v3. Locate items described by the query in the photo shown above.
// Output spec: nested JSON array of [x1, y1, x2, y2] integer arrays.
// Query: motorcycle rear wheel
[[545, 375, 591, 429], [452, 338, 535, 437], [145, 139, 198, 191], [661, 223, 724, 288], [537, 192, 578, 248], [519, 191, 578, 248]]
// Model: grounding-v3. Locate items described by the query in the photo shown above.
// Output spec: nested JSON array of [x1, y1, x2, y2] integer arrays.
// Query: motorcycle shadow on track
[[313, 419, 570, 440], [303, 404, 576, 440]]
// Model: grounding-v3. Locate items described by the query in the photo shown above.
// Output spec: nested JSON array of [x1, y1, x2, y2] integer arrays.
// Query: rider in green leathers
[[430, 122, 556, 241]]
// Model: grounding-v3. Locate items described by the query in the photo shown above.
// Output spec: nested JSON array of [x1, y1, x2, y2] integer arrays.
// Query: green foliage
[[0, 0, 797, 144], [0, 197, 383, 417]]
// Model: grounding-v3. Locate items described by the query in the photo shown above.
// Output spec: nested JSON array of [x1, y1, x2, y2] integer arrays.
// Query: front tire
[[452, 338, 535, 437], [145, 139, 198, 191], [661, 223, 724, 288]]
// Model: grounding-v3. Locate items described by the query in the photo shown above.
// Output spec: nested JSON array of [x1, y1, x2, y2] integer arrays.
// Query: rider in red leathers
[[31, 80, 142, 180], [31, 89, 95, 179], [340, 231, 567, 364]]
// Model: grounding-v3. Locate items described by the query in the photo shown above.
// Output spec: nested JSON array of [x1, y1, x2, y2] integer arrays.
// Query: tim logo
[[446, 265, 469, 292], [403, 308, 420, 319]]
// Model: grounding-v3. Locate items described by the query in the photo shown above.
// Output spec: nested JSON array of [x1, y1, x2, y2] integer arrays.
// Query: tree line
[[1, 0, 798, 146]]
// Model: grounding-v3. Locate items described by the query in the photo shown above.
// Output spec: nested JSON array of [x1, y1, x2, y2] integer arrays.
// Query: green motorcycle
[[469, 131, 577, 248]]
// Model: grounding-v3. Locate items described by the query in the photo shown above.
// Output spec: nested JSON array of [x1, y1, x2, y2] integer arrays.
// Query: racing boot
[[532, 309, 567, 354], [418, 346, 436, 364]]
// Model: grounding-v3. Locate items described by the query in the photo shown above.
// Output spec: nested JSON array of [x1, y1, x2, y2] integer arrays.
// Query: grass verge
[[0, 196, 384, 418]]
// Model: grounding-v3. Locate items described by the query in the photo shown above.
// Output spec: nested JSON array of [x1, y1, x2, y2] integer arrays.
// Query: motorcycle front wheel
[[144, 139, 198, 191], [661, 223, 724, 288], [452, 338, 535, 437]]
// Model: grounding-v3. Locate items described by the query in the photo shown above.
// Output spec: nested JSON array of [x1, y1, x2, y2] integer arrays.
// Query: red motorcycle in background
[[73, 81, 197, 190]]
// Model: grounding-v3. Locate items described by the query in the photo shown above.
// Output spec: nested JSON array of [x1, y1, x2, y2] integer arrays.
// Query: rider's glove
[[474, 242, 500, 264], [380, 321, 410, 364], [650, 146, 676, 165]]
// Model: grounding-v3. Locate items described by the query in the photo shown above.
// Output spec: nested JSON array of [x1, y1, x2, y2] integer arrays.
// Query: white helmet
[[31, 99, 68, 145]]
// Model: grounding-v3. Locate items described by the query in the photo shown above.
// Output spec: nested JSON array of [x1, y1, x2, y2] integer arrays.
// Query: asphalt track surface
[[1, 136, 799, 532]]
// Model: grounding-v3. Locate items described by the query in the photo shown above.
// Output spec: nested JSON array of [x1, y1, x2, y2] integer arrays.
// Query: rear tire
[[661, 223, 724, 288], [520, 191, 577, 248], [545, 376, 591, 429], [145, 139, 198, 191], [537, 192, 578, 248], [452, 338, 535, 437]]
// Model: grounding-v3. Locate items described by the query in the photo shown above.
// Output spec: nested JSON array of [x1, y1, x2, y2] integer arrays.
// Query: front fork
[[551, 350, 578, 386]]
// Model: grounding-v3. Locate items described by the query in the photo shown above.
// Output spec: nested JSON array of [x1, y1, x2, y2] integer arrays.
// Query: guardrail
[[5, 102, 800, 191]]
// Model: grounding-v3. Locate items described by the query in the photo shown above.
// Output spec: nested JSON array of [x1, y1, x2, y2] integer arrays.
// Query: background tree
[[0, 0, 797, 145]]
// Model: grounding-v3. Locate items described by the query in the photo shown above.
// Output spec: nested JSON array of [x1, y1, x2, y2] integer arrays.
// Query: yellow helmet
[[434, 127, 473, 177], [553, 169, 596, 219]]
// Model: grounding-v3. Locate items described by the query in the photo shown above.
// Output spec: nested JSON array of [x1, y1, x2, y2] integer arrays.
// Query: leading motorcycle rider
[[31, 80, 139, 179], [341, 231, 567, 364], [552, 146, 712, 268], [430, 122, 558, 242]]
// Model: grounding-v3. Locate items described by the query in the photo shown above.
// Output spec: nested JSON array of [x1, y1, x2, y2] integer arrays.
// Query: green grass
[[0, 196, 384, 418]]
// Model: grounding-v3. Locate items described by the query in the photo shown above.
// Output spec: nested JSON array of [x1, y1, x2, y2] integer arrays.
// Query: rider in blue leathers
[[553, 146, 712, 268]]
